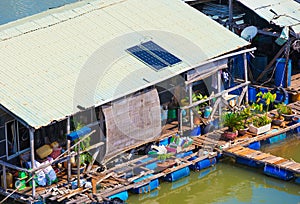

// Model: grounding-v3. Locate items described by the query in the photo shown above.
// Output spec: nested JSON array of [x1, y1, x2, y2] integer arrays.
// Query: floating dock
[[224, 146, 300, 175]]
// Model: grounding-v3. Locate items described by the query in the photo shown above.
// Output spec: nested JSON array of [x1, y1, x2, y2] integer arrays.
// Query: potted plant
[[221, 112, 243, 140], [275, 103, 296, 121], [269, 113, 284, 126], [237, 107, 252, 136], [249, 115, 272, 135]]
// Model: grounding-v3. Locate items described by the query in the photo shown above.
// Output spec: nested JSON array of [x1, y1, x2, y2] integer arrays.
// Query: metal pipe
[[217, 70, 222, 115], [243, 53, 249, 104], [29, 129, 35, 198], [2, 165, 6, 191], [228, 0, 233, 30], [189, 85, 194, 129]]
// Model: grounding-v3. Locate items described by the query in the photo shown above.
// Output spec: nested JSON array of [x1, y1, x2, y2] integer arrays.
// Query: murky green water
[[127, 135, 300, 204]]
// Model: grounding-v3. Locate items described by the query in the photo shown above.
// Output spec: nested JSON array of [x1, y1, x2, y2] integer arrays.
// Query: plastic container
[[1, 172, 13, 189], [131, 178, 159, 194], [274, 58, 292, 88], [267, 133, 286, 144], [190, 126, 201, 136], [247, 141, 261, 150], [36, 144, 53, 159], [264, 165, 294, 181], [248, 86, 257, 103], [108, 191, 128, 201], [191, 157, 216, 171], [67, 126, 91, 141], [164, 166, 190, 182], [167, 109, 177, 119], [251, 55, 268, 80], [236, 157, 262, 168]]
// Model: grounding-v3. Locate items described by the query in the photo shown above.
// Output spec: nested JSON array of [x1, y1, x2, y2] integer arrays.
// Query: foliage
[[222, 112, 244, 132], [256, 91, 276, 113], [250, 115, 271, 128], [157, 153, 172, 161], [275, 103, 293, 115], [72, 121, 93, 167]]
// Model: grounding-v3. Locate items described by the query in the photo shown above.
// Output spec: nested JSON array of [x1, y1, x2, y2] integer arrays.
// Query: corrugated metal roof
[[0, 0, 249, 128], [236, 0, 300, 35]]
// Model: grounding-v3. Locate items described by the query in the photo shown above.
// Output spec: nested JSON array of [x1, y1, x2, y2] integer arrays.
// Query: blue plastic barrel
[[164, 167, 190, 182], [248, 86, 257, 103], [251, 55, 268, 80], [264, 165, 294, 181], [267, 133, 287, 144], [131, 178, 159, 194], [109, 191, 129, 201], [275, 58, 292, 88], [191, 157, 216, 171], [190, 126, 201, 136], [247, 141, 261, 150], [236, 157, 262, 168]]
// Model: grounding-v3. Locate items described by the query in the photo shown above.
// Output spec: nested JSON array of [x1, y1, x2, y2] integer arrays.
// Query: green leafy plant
[[222, 112, 244, 132], [275, 103, 293, 115], [157, 153, 172, 162], [72, 121, 93, 167], [250, 115, 272, 128], [256, 91, 276, 113]]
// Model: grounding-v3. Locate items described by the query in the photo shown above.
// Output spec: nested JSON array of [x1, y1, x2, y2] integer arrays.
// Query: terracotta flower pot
[[222, 130, 238, 140]]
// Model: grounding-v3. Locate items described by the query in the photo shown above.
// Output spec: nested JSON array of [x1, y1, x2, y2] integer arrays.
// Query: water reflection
[[127, 158, 300, 204]]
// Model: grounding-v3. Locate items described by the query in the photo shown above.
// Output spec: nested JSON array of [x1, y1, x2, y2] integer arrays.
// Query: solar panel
[[141, 41, 182, 66], [127, 45, 168, 70]]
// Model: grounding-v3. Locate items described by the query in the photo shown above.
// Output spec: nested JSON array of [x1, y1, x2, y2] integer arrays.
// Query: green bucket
[[168, 109, 177, 119]]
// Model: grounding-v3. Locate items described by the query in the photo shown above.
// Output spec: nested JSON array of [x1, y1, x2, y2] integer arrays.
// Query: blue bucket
[[275, 58, 292, 88], [248, 86, 257, 103]]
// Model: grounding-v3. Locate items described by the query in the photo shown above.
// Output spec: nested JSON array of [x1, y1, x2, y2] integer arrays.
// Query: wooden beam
[[256, 44, 286, 81]]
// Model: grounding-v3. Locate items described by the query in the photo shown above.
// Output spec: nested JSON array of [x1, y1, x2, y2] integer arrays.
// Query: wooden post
[[217, 71, 222, 115], [228, 0, 233, 30], [189, 84, 193, 129], [67, 117, 71, 183], [179, 109, 183, 135], [29, 129, 35, 198], [244, 53, 249, 104], [2, 165, 7, 191], [284, 40, 291, 88], [77, 143, 80, 188]]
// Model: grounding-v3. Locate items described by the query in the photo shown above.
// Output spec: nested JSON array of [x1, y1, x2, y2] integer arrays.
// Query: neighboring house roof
[[0, 0, 249, 129], [236, 0, 300, 36]]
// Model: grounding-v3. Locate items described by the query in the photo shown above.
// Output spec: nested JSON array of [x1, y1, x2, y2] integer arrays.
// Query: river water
[[127, 134, 300, 204], [1, 1, 300, 203]]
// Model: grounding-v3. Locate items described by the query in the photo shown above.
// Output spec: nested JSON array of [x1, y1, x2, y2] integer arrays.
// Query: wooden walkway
[[287, 72, 300, 93], [224, 145, 300, 174]]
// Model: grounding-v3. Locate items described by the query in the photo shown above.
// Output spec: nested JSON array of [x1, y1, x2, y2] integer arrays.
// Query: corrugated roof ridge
[[0, 0, 127, 42]]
